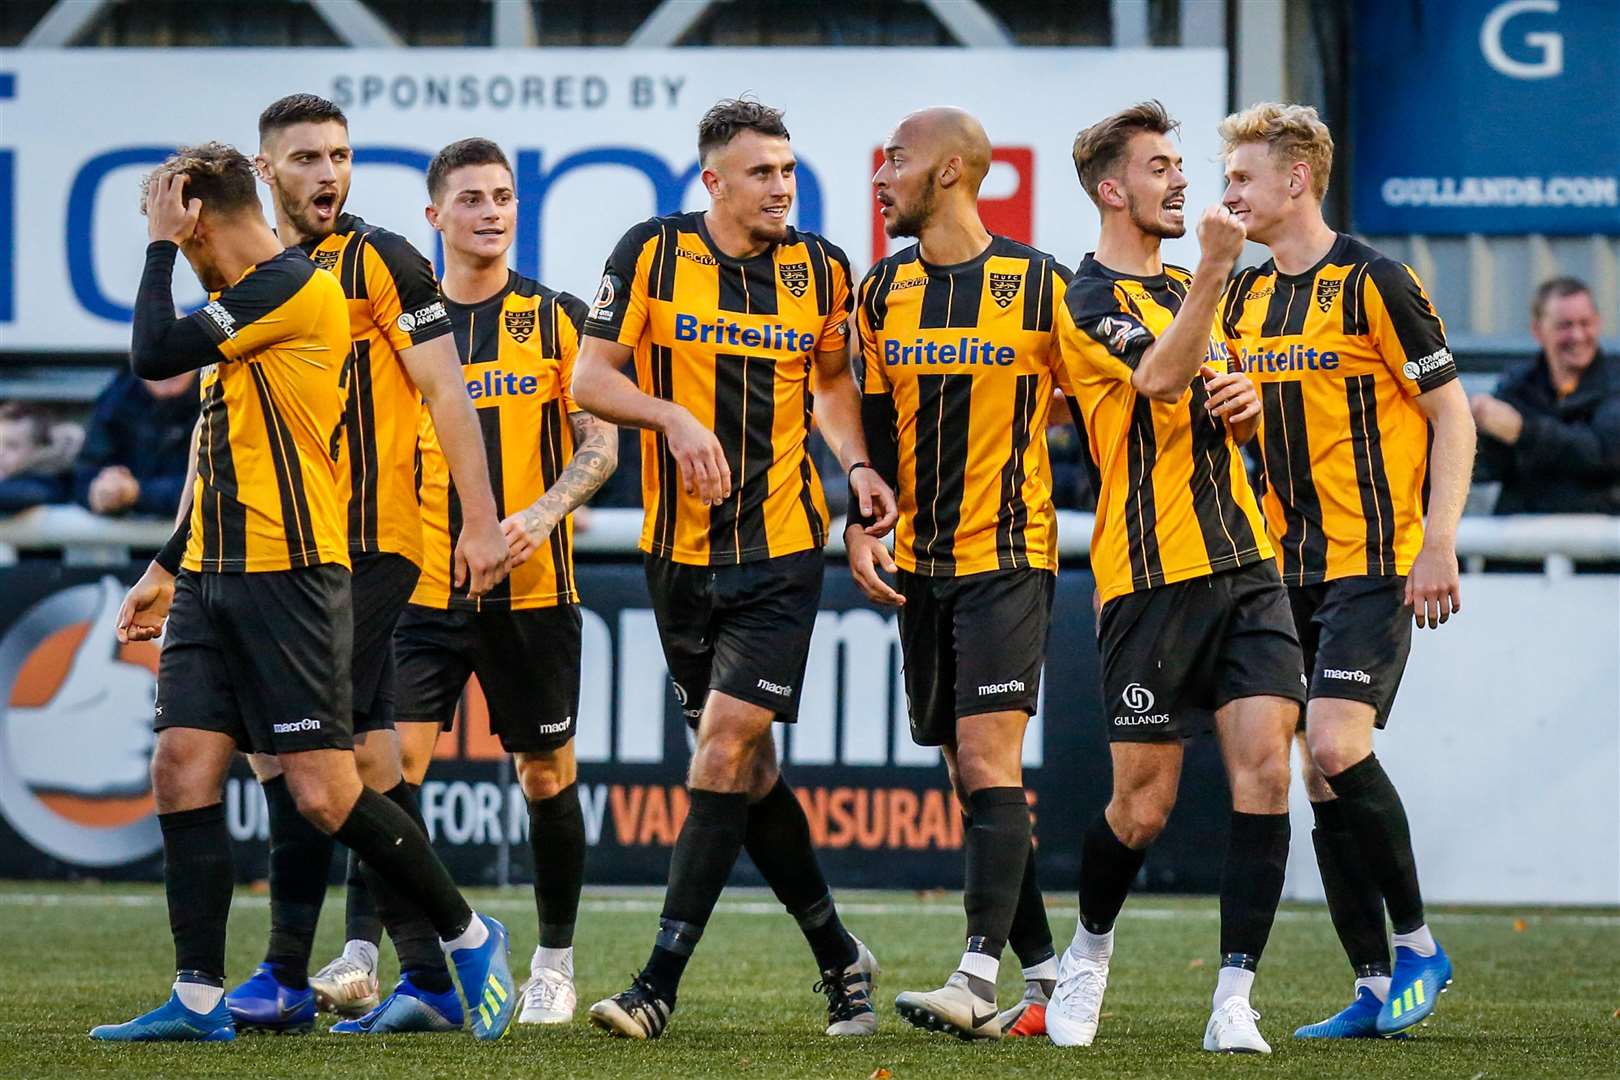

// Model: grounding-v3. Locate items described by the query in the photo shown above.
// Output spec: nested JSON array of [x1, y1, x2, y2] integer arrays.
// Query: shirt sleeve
[[582, 220, 656, 347], [1364, 259, 1457, 396], [555, 292, 589, 414], [1045, 267, 1079, 400], [854, 267, 889, 396], [817, 239, 855, 352], [1057, 275, 1153, 384], [190, 258, 315, 363], [363, 230, 451, 351]]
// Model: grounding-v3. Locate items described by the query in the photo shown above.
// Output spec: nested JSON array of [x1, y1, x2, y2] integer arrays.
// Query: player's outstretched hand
[[1405, 541, 1461, 629], [846, 526, 904, 607], [116, 562, 175, 643], [1201, 364, 1261, 425], [664, 408, 732, 506], [1196, 204, 1247, 269], [455, 516, 511, 597], [849, 466, 899, 538], [143, 171, 201, 246]]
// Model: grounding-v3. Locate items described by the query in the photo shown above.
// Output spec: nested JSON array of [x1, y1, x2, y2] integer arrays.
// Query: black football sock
[[962, 787, 1032, 961], [1310, 798, 1391, 977], [261, 775, 330, 989], [332, 786, 473, 941], [745, 777, 857, 972], [529, 783, 586, 949], [343, 847, 383, 948], [1076, 813, 1147, 935], [639, 789, 748, 1004], [1008, 838, 1056, 969], [1218, 811, 1290, 968], [1325, 753, 1426, 934], [358, 782, 453, 993], [160, 804, 234, 984]]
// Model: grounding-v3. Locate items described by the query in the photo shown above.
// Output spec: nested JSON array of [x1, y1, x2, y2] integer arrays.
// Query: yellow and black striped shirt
[[1058, 255, 1272, 603], [414, 272, 587, 610], [1219, 234, 1456, 584], [857, 236, 1071, 576], [186, 249, 351, 573], [301, 213, 453, 566], [581, 211, 851, 566]]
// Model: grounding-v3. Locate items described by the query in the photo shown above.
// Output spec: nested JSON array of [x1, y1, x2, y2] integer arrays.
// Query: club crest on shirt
[[1315, 278, 1342, 312], [311, 248, 341, 272], [989, 272, 1022, 308], [503, 308, 536, 344], [779, 262, 809, 299]]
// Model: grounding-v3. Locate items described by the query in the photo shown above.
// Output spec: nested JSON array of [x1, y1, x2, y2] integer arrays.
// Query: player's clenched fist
[[1196, 204, 1247, 268]]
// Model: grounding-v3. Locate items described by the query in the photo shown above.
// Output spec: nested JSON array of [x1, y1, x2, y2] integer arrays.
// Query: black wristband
[[845, 462, 879, 530], [154, 518, 189, 576]]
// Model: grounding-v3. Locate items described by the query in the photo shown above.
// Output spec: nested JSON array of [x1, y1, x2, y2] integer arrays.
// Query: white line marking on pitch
[[0, 892, 1614, 926]]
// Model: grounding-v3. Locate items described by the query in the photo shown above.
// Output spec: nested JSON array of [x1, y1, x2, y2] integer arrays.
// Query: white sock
[[441, 914, 490, 954], [957, 949, 1000, 984], [1392, 924, 1436, 958], [1355, 974, 1391, 1003], [1069, 922, 1114, 963], [1022, 957, 1058, 983], [1212, 965, 1255, 1008], [173, 980, 223, 1013], [343, 939, 380, 973], [534, 945, 574, 978]]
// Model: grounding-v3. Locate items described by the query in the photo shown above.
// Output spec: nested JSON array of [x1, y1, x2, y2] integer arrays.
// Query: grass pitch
[[0, 883, 1614, 1078]]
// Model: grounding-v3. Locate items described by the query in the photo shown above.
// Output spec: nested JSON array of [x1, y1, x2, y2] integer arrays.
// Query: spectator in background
[[0, 402, 83, 512], [73, 371, 199, 517], [1471, 278, 1620, 514]]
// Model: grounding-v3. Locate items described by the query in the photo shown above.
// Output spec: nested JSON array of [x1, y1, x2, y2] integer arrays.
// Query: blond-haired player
[[1218, 102, 1474, 1038]]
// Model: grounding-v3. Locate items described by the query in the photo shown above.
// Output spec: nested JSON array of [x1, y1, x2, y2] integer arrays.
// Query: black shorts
[[644, 550, 823, 725], [154, 566, 353, 755], [1289, 575, 1412, 729], [1098, 561, 1305, 743], [897, 567, 1054, 747], [349, 552, 420, 733], [394, 604, 581, 753]]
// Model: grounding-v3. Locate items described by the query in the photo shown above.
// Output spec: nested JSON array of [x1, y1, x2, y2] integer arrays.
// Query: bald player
[[851, 108, 1070, 1040]]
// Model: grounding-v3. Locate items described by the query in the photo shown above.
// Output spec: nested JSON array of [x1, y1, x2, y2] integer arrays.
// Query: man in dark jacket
[[1472, 277, 1620, 514], [73, 371, 198, 517]]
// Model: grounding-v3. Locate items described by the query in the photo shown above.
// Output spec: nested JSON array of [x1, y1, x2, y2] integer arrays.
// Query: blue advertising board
[[1352, 0, 1620, 235]]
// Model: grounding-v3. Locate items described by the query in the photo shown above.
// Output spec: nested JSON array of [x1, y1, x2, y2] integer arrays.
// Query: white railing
[[2, 504, 1617, 572]]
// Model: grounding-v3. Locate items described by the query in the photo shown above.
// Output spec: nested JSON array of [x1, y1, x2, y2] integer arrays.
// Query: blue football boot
[[225, 963, 316, 1034], [448, 914, 515, 1041], [1377, 942, 1453, 1035], [1294, 986, 1387, 1038], [332, 976, 465, 1035], [90, 989, 236, 1042]]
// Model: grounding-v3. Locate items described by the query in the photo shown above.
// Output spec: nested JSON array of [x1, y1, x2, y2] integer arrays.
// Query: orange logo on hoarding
[[0, 578, 162, 866]]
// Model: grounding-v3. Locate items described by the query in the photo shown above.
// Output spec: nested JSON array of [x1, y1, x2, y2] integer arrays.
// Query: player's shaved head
[[891, 107, 992, 192]]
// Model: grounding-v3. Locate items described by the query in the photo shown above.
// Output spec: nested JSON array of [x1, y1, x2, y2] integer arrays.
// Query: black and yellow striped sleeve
[[193, 256, 318, 363], [855, 264, 891, 395], [556, 291, 588, 413], [1364, 259, 1456, 396], [583, 218, 658, 346], [1058, 275, 1153, 379], [815, 238, 855, 352], [363, 228, 451, 351]]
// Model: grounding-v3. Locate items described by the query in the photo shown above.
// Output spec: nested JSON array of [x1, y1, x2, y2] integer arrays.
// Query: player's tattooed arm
[[502, 411, 619, 567]]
